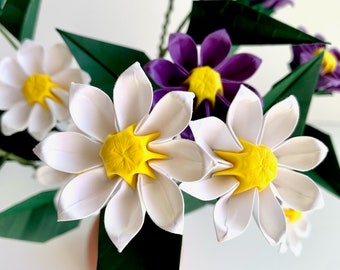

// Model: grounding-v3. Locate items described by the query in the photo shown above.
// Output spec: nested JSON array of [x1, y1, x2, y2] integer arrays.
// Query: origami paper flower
[[279, 208, 311, 256], [144, 29, 261, 124], [0, 39, 90, 140], [33, 62, 210, 252], [180, 85, 327, 245], [290, 33, 340, 92]]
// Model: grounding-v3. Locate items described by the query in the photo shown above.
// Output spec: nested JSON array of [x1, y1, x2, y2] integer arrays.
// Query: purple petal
[[216, 53, 262, 81], [168, 32, 198, 70], [144, 59, 187, 87], [200, 29, 231, 68]]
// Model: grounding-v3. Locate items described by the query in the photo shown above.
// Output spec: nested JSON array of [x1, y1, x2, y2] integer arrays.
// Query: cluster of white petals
[[0, 39, 90, 140], [180, 85, 327, 245], [34, 62, 210, 252]]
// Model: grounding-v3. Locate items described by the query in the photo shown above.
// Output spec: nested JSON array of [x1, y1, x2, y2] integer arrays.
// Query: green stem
[[0, 23, 19, 50], [158, 0, 174, 58], [0, 149, 38, 168]]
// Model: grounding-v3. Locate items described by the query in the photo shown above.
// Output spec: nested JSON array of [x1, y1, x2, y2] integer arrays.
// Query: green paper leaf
[[0, 190, 79, 242], [183, 192, 215, 214], [0, 0, 41, 41], [97, 210, 182, 269], [304, 125, 340, 197], [187, 0, 325, 45], [263, 53, 323, 137], [57, 29, 150, 97]]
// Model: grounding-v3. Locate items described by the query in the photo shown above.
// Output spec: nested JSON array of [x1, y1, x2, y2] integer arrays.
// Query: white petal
[[69, 83, 117, 142], [180, 175, 239, 201], [227, 85, 263, 144], [149, 139, 212, 182], [136, 91, 194, 141], [190, 117, 242, 152], [253, 186, 286, 245], [214, 189, 256, 242], [274, 136, 328, 171], [0, 83, 22, 110], [114, 62, 152, 130], [52, 88, 69, 106], [33, 131, 102, 173], [34, 165, 72, 186], [28, 103, 55, 140], [44, 44, 72, 75], [139, 173, 183, 234], [52, 68, 88, 89], [58, 167, 119, 220], [45, 97, 69, 121], [1, 101, 30, 135], [261, 95, 299, 148], [105, 181, 145, 252], [273, 168, 324, 211], [17, 40, 44, 74], [0, 57, 27, 87]]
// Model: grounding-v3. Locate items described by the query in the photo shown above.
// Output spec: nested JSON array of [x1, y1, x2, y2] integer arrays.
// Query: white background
[[1, 0, 340, 269]]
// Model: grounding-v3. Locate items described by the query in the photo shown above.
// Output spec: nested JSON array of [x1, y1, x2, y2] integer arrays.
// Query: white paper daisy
[[180, 85, 327, 245]]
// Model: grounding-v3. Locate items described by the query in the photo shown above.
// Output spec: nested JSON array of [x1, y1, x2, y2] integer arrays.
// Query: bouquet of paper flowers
[[0, 0, 339, 269]]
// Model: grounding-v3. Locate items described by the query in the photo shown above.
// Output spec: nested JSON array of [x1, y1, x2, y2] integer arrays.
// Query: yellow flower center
[[314, 48, 338, 75], [214, 138, 278, 195], [22, 74, 64, 110], [99, 123, 168, 189], [284, 208, 302, 223], [182, 66, 223, 109]]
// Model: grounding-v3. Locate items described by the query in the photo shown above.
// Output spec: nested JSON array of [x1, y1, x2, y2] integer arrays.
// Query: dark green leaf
[[57, 29, 150, 97], [0, 190, 79, 242], [183, 192, 215, 214], [304, 125, 340, 197], [97, 210, 182, 270], [187, 0, 326, 45], [263, 53, 323, 137], [0, 0, 41, 41]]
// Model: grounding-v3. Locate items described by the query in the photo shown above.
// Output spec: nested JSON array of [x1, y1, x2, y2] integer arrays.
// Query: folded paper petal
[[139, 173, 183, 234], [136, 91, 194, 140], [69, 83, 117, 142], [253, 186, 286, 245], [0, 57, 27, 87], [273, 168, 324, 211], [214, 189, 256, 242], [33, 132, 102, 173], [180, 175, 239, 201], [58, 167, 119, 220], [1, 101, 30, 135], [105, 181, 145, 252], [17, 40, 44, 74], [28, 103, 55, 140], [274, 136, 328, 171], [44, 44, 73, 75]]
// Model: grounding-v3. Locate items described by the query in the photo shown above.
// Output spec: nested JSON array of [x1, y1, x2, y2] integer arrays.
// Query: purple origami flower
[[249, 0, 293, 9], [144, 29, 261, 132], [290, 32, 340, 92]]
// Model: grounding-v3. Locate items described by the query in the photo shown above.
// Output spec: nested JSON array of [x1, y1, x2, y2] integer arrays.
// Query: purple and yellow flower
[[180, 86, 326, 245], [290, 32, 340, 92], [33, 62, 210, 252], [249, 0, 293, 10], [0, 40, 90, 140], [144, 29, 261, 127]]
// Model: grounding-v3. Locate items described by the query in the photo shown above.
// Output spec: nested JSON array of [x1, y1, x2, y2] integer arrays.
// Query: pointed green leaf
[[0, 190, 79, 242], [0, 0, 41, 41], [57, 29, 150, 97], [304, 125, 340, 198], [97, 210, 182, 269], [187, 0, 326, 45], [183, 192, 215, 214], [263, 53, 323, 137]]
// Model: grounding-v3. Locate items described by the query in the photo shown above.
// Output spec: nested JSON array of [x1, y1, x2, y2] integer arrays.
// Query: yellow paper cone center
[[314, 48, 338, 75], [22, 74, 64, 110], [182, 66, 223, 109], [214, 138, 278, 195], [99, 123, 168, 189], [284, 208, 302, 223]]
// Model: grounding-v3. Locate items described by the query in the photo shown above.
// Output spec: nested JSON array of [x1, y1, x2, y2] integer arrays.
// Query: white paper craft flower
[[33, 62, 209, 252], [280, 208, 311, 256], [0, 39, 90, 140], [180, 85, 327, 245]]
